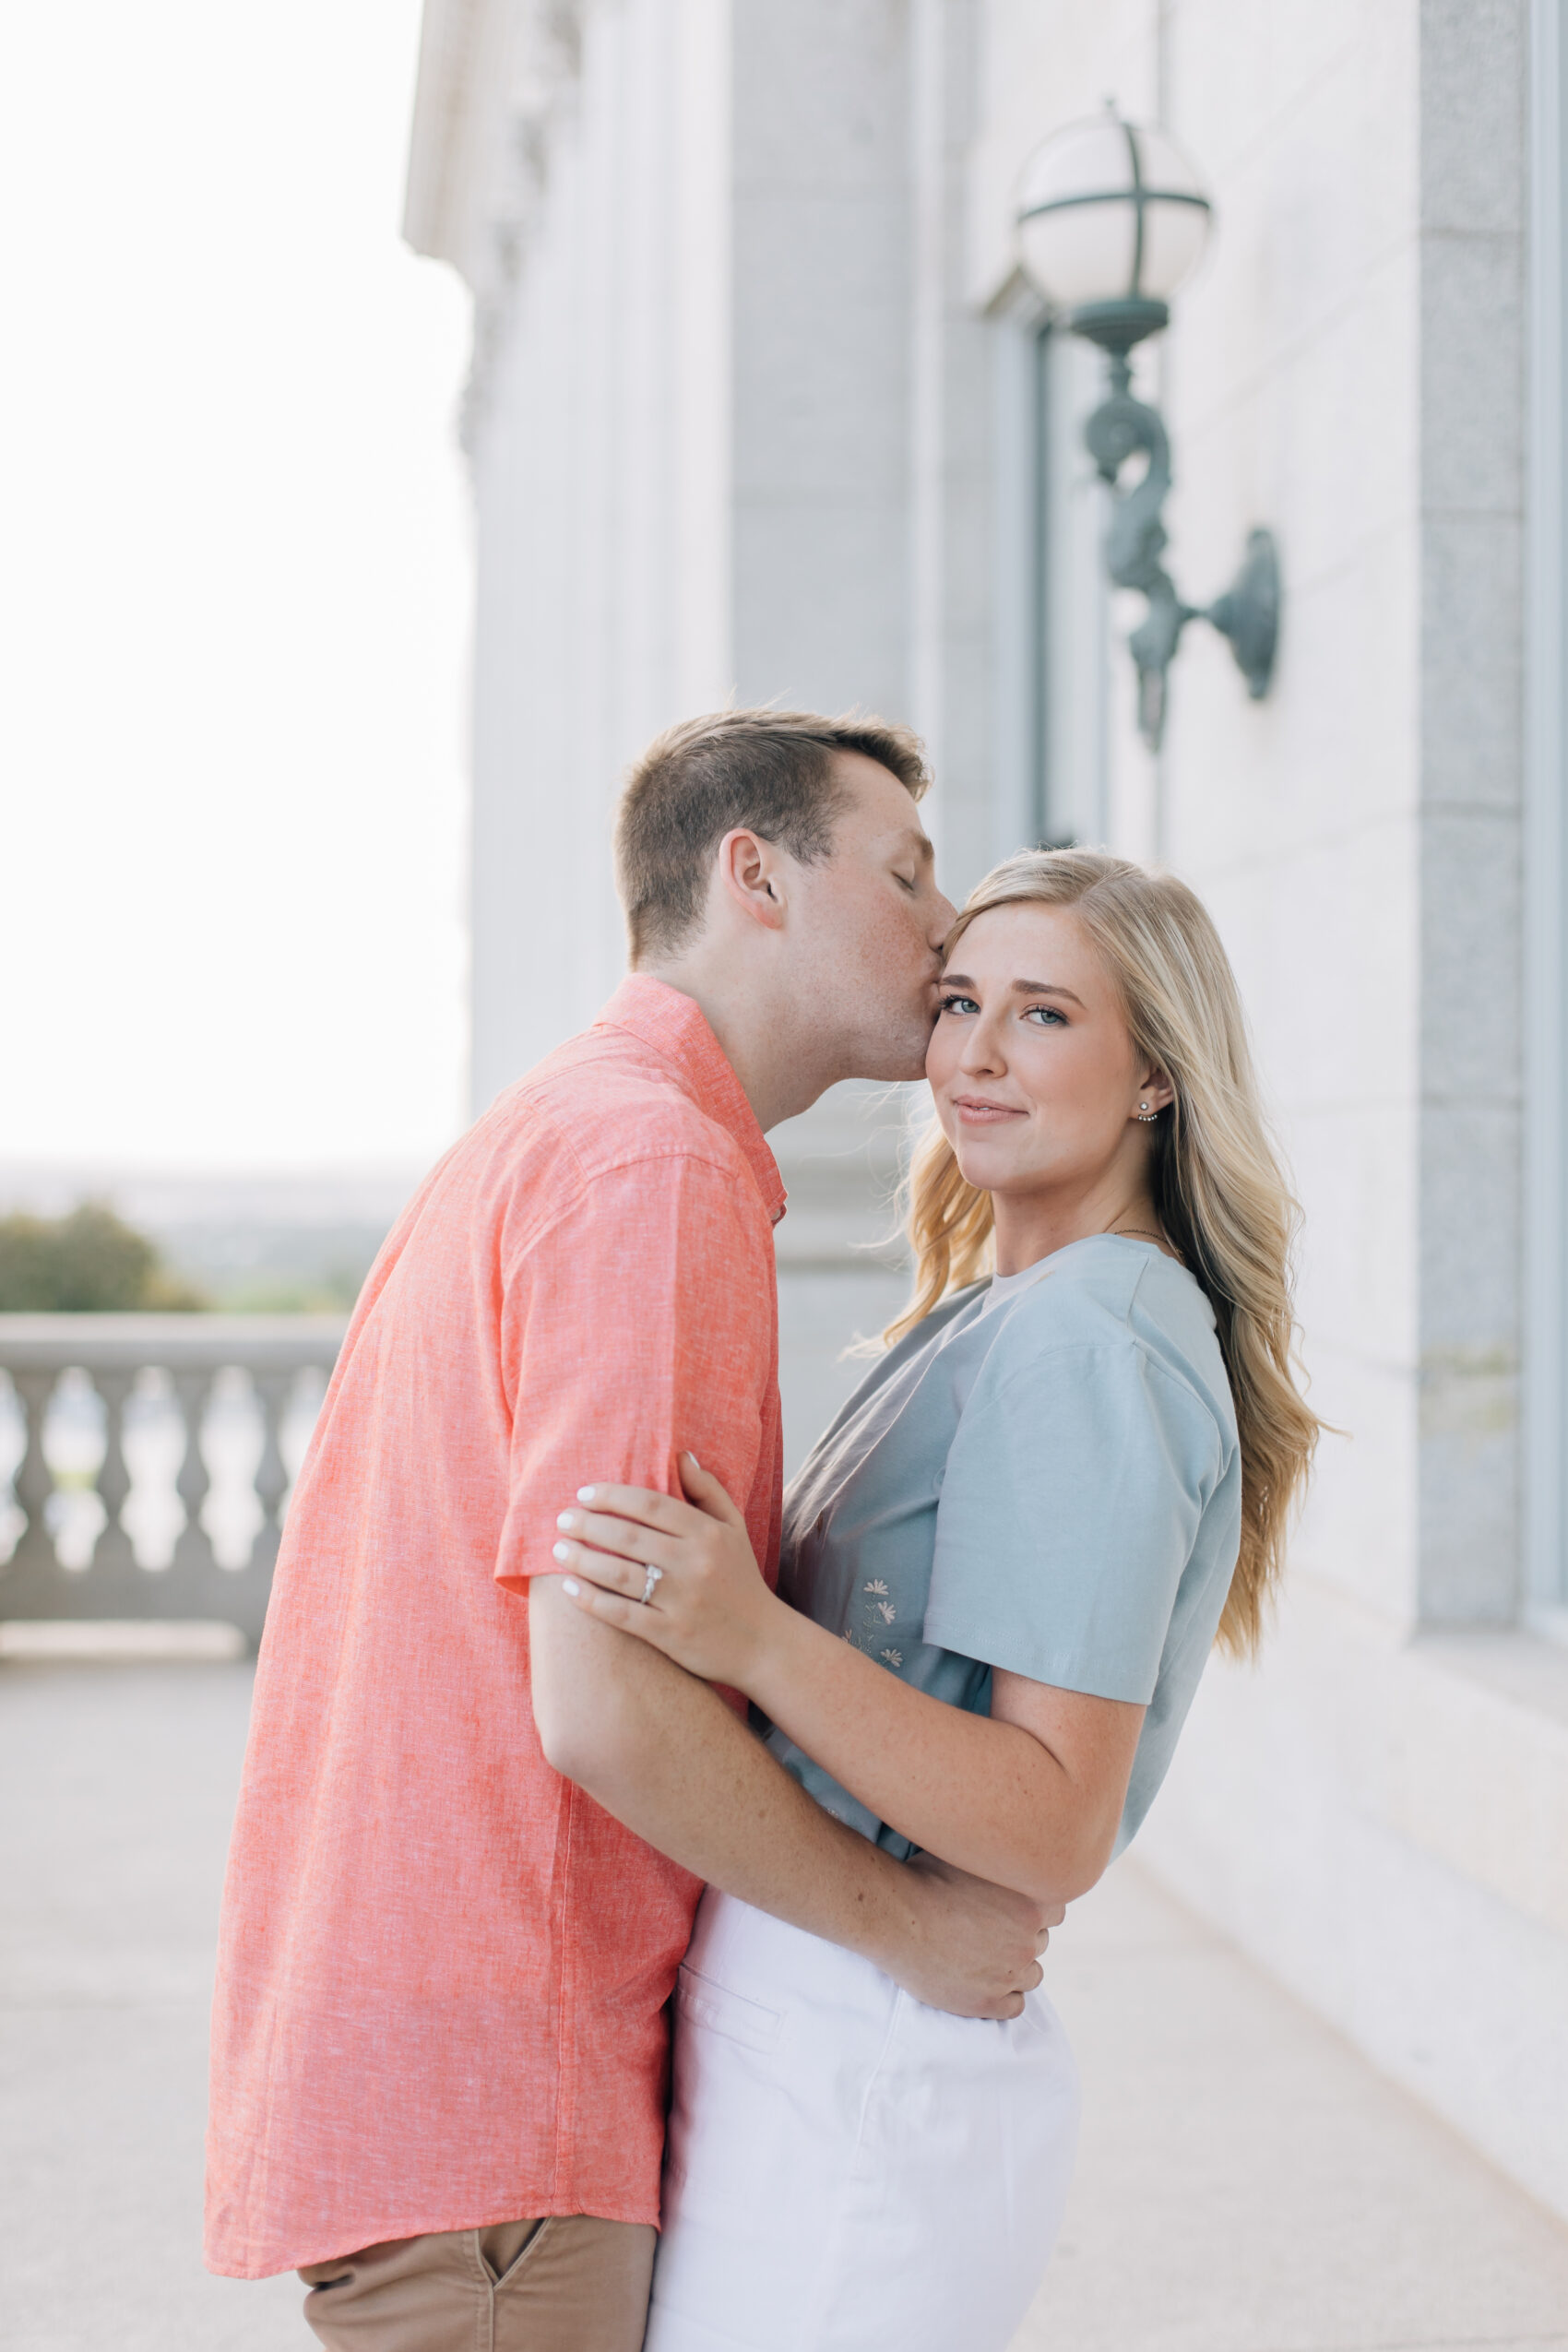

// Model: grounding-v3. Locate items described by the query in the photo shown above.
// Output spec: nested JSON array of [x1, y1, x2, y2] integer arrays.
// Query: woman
[[552, 849, 1319, 2352]]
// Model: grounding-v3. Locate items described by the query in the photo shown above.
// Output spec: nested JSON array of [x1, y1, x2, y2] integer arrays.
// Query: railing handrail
[[0, 1313, 348, 1372]]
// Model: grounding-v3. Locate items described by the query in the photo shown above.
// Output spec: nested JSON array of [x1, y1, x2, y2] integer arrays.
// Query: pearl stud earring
[[1136, 1102, 1158, 1123]]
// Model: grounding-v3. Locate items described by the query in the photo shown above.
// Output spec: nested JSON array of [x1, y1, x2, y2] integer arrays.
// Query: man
[[207, 709, 1053, 2348]]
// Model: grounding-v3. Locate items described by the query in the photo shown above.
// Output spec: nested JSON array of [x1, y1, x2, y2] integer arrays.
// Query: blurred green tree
[[0, 1203, 208, 1311]]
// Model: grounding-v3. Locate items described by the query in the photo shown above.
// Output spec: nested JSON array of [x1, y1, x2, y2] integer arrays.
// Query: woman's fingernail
[[687, 1454, 702, 1470], [556, 1511, 576, 1530], [552, 1541, 574, 1562], [562, 1577, 580, 1597], [576, 1486, 596, 1503]]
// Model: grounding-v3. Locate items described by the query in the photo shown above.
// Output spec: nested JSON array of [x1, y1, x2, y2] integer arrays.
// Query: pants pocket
[[482, 2215, 545, 2284], [674, 1961, 784, 2053]]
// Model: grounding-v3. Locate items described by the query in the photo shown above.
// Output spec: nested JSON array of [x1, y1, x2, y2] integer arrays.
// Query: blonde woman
[[553, 850, 1319, 2352]]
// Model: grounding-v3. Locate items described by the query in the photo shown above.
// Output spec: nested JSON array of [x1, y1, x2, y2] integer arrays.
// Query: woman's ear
[[1134, 1065, 1176, 1118]]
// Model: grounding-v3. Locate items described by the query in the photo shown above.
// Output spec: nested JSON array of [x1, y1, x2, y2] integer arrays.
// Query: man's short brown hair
[[614, 707, 930, 963]]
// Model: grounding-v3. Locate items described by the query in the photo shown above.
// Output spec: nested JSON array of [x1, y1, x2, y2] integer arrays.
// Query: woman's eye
[[939, 992, 979, 1016], [894, 870, 917, 893], [1023, 1005, 1066, 1027]]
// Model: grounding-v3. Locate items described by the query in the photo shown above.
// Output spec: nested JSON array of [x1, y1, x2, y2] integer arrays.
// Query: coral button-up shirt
[[205, 979, 785, 2278]]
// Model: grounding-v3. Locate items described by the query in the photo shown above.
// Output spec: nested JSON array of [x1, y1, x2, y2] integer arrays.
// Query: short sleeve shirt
[[206, 980, 785, 2278], [767, 1235, 1241, 1855]]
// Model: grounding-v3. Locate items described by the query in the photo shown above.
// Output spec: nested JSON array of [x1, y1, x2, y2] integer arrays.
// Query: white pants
[[644, 1889, 1080, 2352]]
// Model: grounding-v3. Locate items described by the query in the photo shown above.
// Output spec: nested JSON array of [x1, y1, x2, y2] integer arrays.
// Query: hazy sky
[[1, 1, 471, 1171]]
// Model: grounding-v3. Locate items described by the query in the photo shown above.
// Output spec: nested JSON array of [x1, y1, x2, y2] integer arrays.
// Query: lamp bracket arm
[[1080, 369, 1279, 750], [1084, 382, 1173, 598]]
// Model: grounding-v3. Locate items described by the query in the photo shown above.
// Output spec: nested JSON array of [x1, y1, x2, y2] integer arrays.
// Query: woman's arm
[[731, 1606, 1139, 1905], [553, 1458, 1144, 1907]]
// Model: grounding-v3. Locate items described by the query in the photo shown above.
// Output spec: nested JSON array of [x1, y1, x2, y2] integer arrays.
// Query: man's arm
[[504, 1147, 1051, 2013], [529, 1579, 1052, 2020]]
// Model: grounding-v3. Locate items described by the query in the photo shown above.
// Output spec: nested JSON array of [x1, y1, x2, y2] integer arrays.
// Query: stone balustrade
[[0, 1315, 346, 1646]]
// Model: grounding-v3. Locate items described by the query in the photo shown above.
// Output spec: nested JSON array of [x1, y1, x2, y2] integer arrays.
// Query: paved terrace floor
[[3, 1656, 1566, 2352]]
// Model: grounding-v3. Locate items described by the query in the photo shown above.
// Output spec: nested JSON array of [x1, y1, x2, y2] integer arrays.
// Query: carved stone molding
[[404, 0, 584, 432]]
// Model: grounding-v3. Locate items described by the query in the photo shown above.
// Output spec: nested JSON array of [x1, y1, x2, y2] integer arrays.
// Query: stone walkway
[[3, 1657, 1566, 2351], [1024, 1867, 1568, 2352]]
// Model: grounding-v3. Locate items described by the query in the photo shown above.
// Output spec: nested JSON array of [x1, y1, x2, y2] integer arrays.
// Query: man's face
[[789, 752, 956, 1082]]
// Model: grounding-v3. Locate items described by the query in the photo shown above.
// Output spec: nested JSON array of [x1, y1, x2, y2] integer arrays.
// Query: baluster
[[89, 1369, 137, 1572], [171, 1368, 217, 1572], [10, 1370, 61, 1574], [248, 1369, 294, 1572]]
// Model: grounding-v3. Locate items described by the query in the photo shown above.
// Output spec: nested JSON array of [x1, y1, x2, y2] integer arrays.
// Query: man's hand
[[879, 1852, 1064, 2020]]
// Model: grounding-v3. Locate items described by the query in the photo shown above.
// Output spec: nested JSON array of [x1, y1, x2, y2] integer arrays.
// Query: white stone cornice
[[403, 0, 494, 270], [403, 0, 582, 370]]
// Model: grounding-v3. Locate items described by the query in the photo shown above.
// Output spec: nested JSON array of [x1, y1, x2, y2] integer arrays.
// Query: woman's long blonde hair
[[890, 848, 1319, 1657]]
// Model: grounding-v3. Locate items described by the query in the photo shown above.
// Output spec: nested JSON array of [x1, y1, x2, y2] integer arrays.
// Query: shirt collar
[[594, 976, 788, 1227]]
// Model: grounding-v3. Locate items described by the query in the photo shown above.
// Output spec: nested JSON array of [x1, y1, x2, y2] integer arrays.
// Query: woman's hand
[[552, 1453, 782, 1690]]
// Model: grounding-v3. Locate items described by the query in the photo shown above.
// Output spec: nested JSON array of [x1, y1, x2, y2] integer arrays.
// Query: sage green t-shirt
[[765, 1234, 1241, 1857]]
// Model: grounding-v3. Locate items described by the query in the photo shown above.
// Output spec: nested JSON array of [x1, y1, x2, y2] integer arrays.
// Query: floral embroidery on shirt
[[861, 1580, 903, 1668]]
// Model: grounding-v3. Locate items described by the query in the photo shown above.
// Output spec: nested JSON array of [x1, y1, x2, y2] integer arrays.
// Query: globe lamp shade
[[1016, 111, 1212, 348]]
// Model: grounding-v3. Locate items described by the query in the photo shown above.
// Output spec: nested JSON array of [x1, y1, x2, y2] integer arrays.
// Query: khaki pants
[[299, 2215, 657, 2351]]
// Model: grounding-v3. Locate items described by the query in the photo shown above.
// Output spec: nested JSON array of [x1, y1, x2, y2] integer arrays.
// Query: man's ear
[[717, 827, 789, 932]]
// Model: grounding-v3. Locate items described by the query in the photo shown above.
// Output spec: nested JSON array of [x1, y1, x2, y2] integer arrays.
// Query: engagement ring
[[640, 1564, 664, 1606]]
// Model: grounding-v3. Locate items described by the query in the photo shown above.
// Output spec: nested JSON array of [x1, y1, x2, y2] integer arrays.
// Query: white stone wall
[[457, 1, 737, 1106], [731, 3, 910, 714], [419, 0, 930, 1107], [410, 0, 936, 1464]]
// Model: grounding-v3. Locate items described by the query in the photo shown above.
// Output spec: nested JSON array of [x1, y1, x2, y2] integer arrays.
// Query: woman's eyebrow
[[938, 971, 1087, 1008], [1011, 979, 1087, 1006]]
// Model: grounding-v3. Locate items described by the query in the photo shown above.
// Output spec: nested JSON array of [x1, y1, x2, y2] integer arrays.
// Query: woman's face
[[925, 901, 1171, 1201]]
